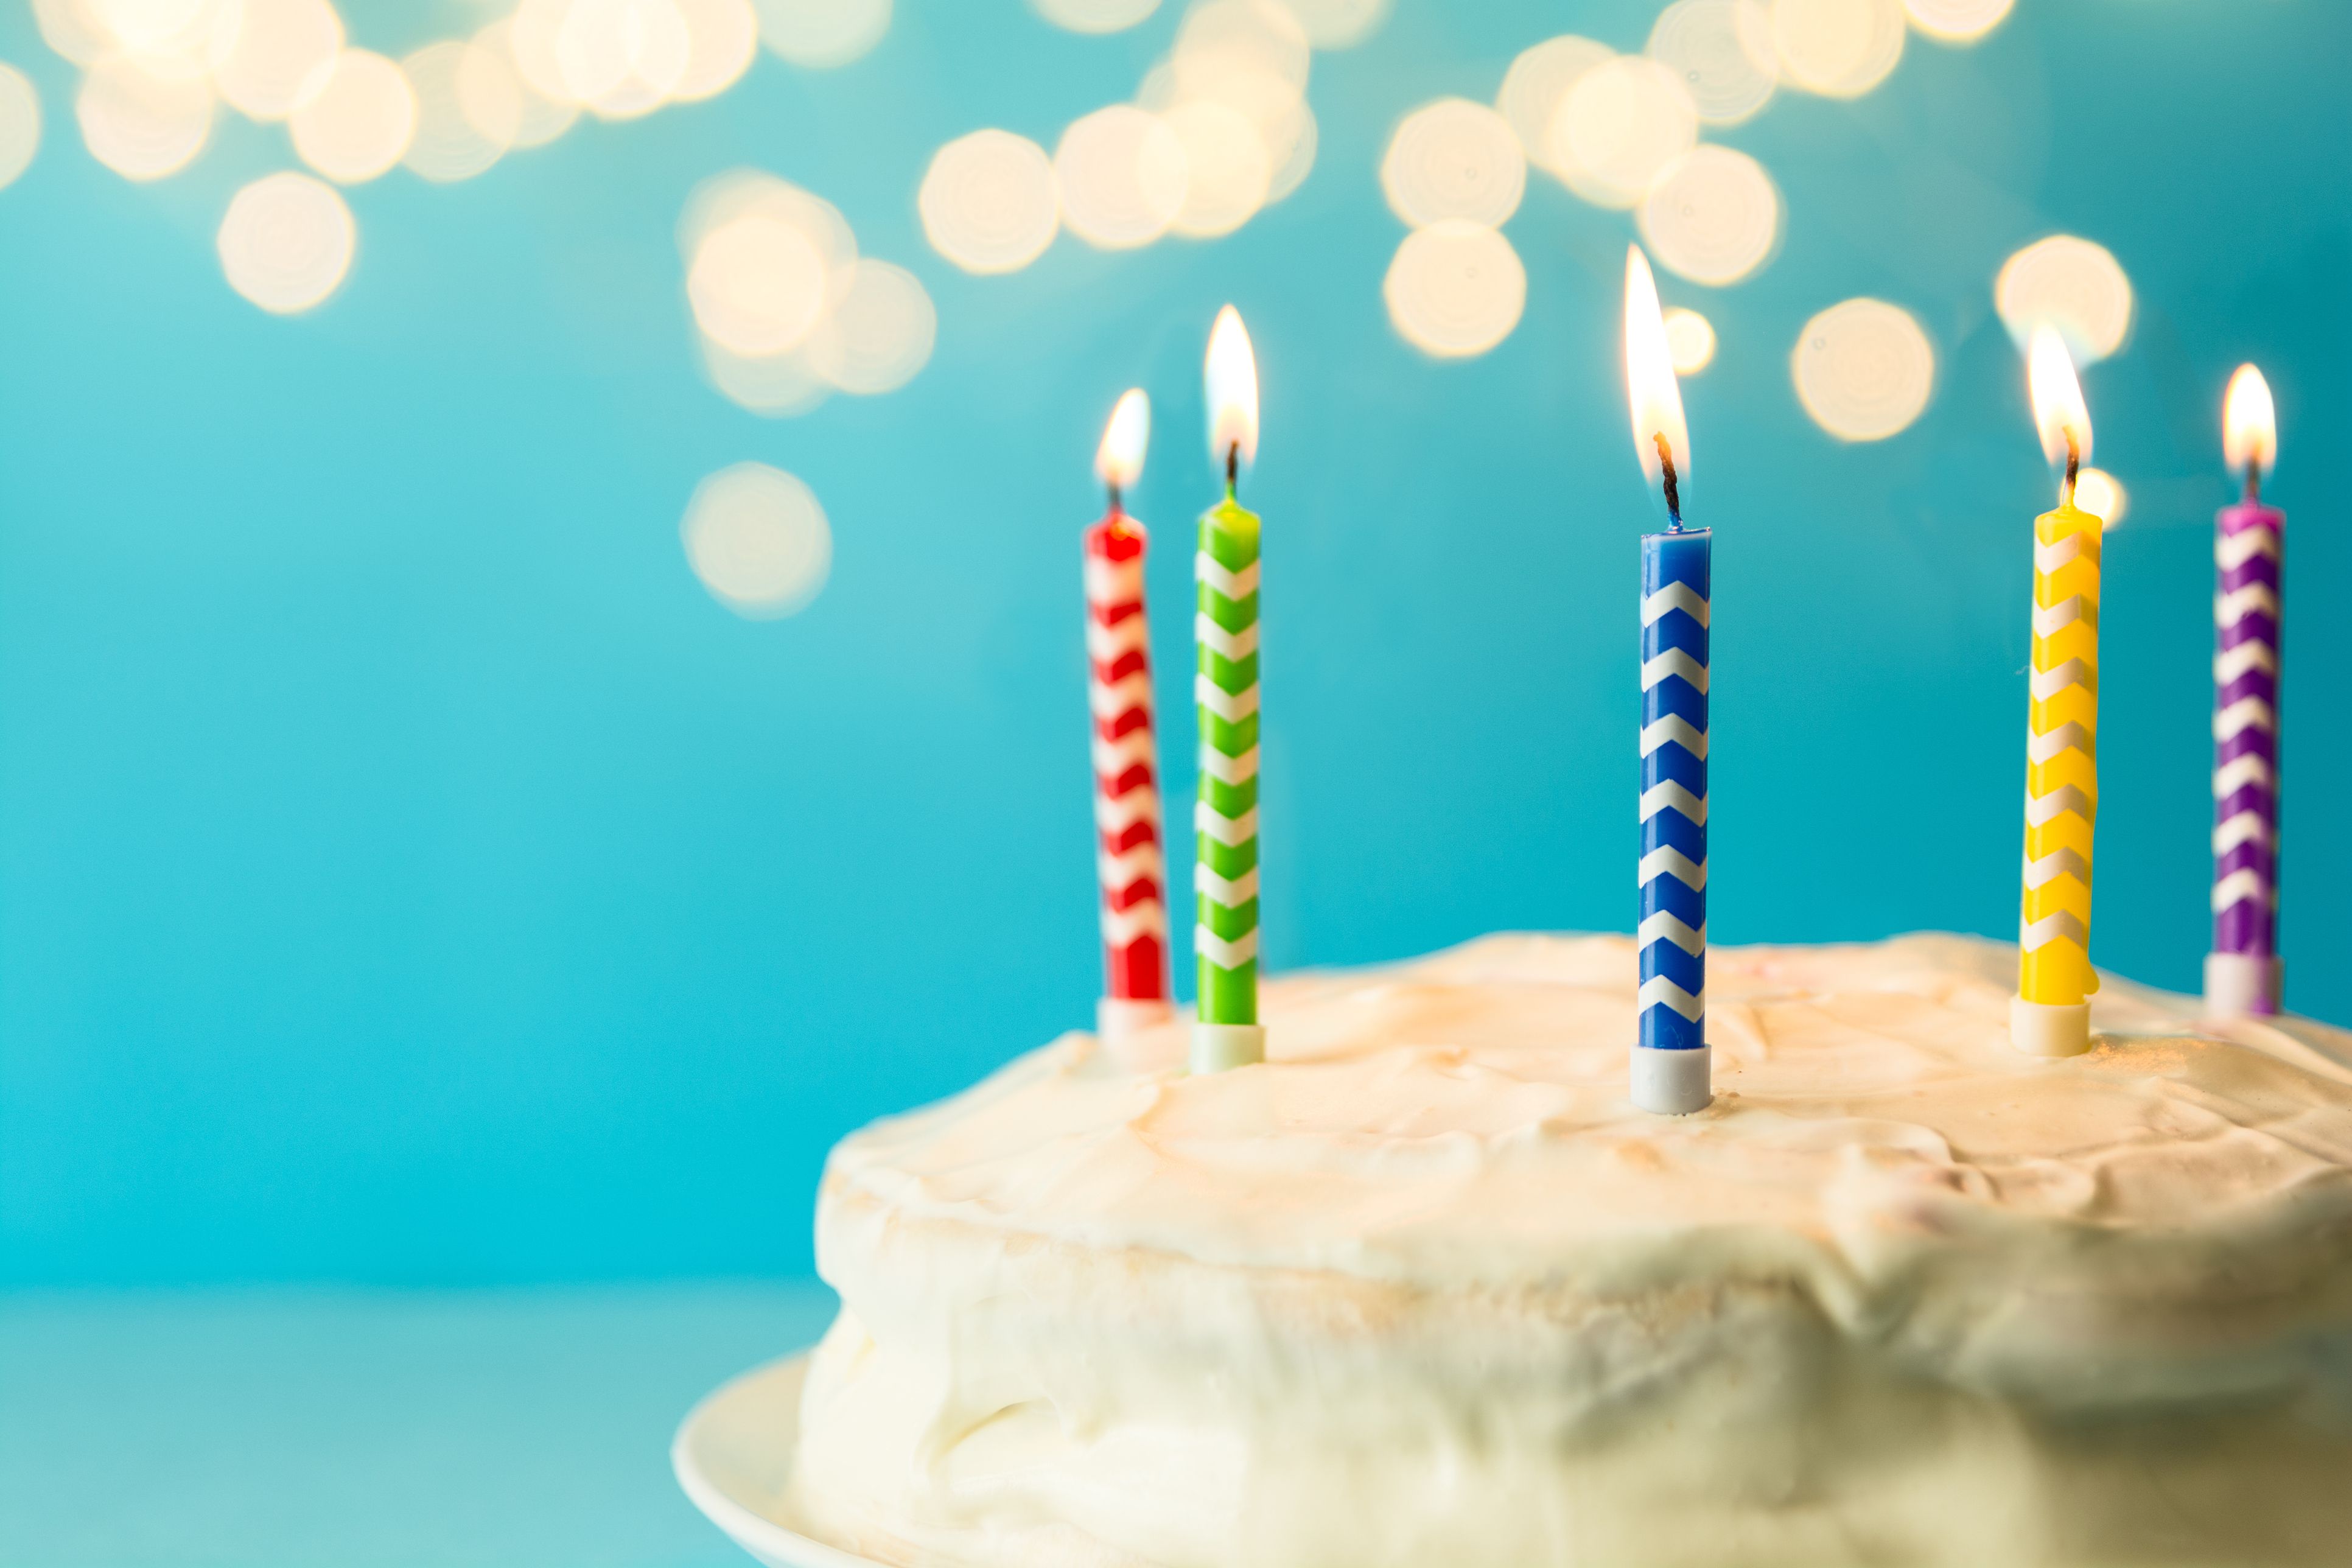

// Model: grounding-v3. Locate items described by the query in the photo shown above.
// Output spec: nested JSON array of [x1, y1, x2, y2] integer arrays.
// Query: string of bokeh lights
[[0, 0, 2142, 618]]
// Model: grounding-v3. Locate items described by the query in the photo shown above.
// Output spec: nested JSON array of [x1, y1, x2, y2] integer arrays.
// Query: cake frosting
[[789, 934, 2352, 1566]]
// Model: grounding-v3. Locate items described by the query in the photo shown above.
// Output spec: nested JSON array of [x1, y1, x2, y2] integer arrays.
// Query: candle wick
[[1654, 433, 1682, 530], [2062, 430, 2081, 510], [1225, 440, 1239, 498], [1108, 482, 1123, 517], [2245, 457, 2261, 506]]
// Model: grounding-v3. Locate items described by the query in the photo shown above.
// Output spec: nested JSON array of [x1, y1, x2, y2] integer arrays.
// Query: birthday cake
[[786, 934, 2352, 1567]]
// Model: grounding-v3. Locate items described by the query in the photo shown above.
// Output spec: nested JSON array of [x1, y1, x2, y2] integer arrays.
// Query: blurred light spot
[[0, 64, 40, 191], [472, 18, 579, 147], [91, 0, 240, 76], [217, 170, 354, 312], [34, 0, 112, 68], [808, 259, 935, 394], [1662, 306, 1715, 374], [1384, 219, 1525, 359], [671, 0, 758, 99], [1275, 0, 1388, 48], [1771, 0, 1905, 98], [2073, 466, 2126, 528], [1055, 105, 1185, 249], [290, 49, 416, 183], [690, 214, 830, 355], [1172, 0, 1307, 128], [1637, 144, 1779, 285], [1792, 297, 1935, 441], [681, 169, 856, 277], [702, 340, 830, 416], [1262, 100, 1315, 200], [1648, 0, 1776, 125], [1994, 233, 2133, 364], [1548, 55, 1696, 209], [77, 52, 212, 181], [753, 0, 889, 68], [506, 0, 577, 103], [402, 42, 510, 182], [682, 463, 832, 618], [920, 128, 1058, 273], [215, 0, 343, 120], [1032, 0, 1159, 32], [1903, 0, 2011, 41], [558, 0, 691, 119], [1166, 99, 1269, 237], [1381, 97, 1524, 228], [1495, 34, 1611, 175]]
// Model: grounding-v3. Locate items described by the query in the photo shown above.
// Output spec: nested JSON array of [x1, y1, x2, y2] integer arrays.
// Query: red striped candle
[[1087, 391, 1172, 1044]]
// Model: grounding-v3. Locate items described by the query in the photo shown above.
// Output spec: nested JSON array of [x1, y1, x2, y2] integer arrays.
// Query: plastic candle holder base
[[2011, 996, 2092, 1057], [2203, 953, 2282, 1019], [1191, 1022, 1265, 1075], [1098, 996, 1175, 1042], [1630, 1045, 1712, 1115]]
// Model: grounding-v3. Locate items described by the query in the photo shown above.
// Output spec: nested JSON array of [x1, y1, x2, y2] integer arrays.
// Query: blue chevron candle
[[1624, 245, 1711, 1115]]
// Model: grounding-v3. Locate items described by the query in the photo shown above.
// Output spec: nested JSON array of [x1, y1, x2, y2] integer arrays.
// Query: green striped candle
[[1192, 306, 1267, 1074]]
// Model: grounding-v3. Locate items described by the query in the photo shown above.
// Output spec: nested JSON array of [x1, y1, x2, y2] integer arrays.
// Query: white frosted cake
[[789, 935, 2352, 1566]]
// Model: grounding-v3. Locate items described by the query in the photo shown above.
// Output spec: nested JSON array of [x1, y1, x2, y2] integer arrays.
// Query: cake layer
[[791, 935, 2352, 1567]]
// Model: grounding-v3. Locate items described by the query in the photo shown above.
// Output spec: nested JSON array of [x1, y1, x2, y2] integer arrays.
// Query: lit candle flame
[[1623, 245, 1690, 498], [1096, 388, 1150, 496], [2223, 363, 2276, 490], [2027, 325, 2093, 488], [1205, 305, 1259, 475]]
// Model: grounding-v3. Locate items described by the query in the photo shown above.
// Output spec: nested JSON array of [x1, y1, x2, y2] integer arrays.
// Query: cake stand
[[673, 1353, 886, 1568]]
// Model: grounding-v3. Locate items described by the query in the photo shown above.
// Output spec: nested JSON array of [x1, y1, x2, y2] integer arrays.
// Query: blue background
[[1, 0, 2346, 1289]]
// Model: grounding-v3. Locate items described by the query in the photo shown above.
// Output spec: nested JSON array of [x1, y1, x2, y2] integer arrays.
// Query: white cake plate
[[673, 1353, 886, 1568]]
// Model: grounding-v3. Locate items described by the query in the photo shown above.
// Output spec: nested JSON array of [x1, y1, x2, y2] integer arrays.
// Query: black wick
[[1654, 432, 1683, 530]]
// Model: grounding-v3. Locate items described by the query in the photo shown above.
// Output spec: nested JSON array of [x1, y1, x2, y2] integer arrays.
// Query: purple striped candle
[[2207, 366, 2282, 1018]]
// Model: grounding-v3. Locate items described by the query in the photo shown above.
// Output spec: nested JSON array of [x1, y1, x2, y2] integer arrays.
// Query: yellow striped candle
[[2013, 327, 2104, 1058]]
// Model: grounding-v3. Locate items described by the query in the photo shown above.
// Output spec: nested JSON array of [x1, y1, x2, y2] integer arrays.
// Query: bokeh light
[[2072, 467, 2126, 528], [1772, 0, 1906, 97], [752, 0, 890, 69], [1279, 0, 1389, 49], [1171, 0, 1307, 128], [682, 169, 855, 275], [1549, 55, 1696, 209], [1637, 144, 1780, 285], [1995, 233, 2134, 363], [702, 339, 830, 416], [216, 170, 355, 313], [0, 64, 40, 192], [556, 0, 691, 119], [90, 0, 240, 74], [1648, 0, 1776, 125], [1494, 34, 1610, 175], [1056, 105, 1185, 248], [1166, 100, 1270, 237], [920, 128, 1059, 273], [671, 0, 759, 100], [214, 0, 344, 121], [690, 214, 830, 356], [1791, 297, 1936, 441], [1384, 219, 1525, 359], [1380, 97, 1524, 228], [34, 0, 112, 68], [1032, 0, 1160, 32], [807, 259, 936, 394], [1662, 306, 1716, 374], [77, 52, 212, 181], [402, 42, 511, 183], [682, 462, 833, 618], [290, 49, 416, 184], [1903, 0, 2012, 42], [471, 18, 578, 147]]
